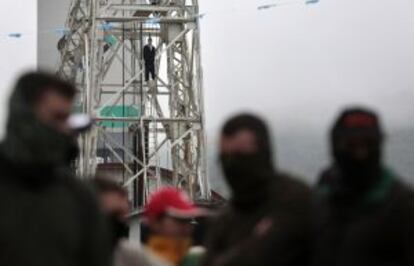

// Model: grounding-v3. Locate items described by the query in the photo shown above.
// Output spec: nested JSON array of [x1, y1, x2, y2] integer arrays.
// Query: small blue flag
[[8, 33, 22, 38], [306, 0, 319, 5]]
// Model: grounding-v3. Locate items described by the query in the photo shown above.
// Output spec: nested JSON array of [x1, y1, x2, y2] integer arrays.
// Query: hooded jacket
[[0, 87, 111, 266], [312, 168, 414, 266], [203, 174, 311, 266], [202, 114, 311, 266]]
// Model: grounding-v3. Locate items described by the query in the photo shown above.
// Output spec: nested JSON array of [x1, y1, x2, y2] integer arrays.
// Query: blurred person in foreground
[[142, 187, 206, 266], [93, 177, 168, 266], [202, 113, 312, 266], [312, 107, 414, 266], [0, 72, 110, 266]]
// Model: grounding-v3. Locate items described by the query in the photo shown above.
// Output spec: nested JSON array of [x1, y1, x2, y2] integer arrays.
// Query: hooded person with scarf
[[92, 177, 169, 266], [0, 72, 111, 266], [202, 113, 311, 266], [312, 107, 414, 266]]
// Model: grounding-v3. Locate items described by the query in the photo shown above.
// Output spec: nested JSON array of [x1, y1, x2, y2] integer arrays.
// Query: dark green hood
[[0, 87, 78, 185]]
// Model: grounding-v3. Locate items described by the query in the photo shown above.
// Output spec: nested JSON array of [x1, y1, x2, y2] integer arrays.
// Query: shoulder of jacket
[[277, 172, 311, 195], [207, 205, 237, 228], [390, 179, 414, 206], [59, 176, 102, 213]]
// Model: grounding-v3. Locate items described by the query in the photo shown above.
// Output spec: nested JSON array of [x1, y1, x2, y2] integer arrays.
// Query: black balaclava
[[108, 212, 130, 248], [0, 74, 78, 187], [330, 107, 384, 194], [220, 114, 275, 210]]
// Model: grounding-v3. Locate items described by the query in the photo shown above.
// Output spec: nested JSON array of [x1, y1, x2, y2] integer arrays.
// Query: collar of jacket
[[318, 167, 395, 205], [362, 168, 394, 204]]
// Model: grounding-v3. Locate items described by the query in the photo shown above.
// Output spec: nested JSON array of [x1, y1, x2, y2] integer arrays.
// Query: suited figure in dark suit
[[143, 38, 156, 82]]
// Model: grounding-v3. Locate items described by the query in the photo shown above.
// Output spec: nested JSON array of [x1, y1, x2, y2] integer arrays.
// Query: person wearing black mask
[[92, 178, 131, 246], [312, 107, 414, 266], [202, 113, 311, 266], [92, 177, 168, 266], [0, 72, 111, 266]]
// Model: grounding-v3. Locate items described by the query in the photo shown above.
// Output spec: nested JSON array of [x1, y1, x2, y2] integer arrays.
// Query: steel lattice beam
[[58, 0, 210, 207]]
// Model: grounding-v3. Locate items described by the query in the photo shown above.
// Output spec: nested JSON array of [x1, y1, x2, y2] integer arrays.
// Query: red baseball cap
[[144, 187, 204, 220]]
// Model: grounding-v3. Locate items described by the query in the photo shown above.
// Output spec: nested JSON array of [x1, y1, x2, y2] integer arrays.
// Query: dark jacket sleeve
[[398, 188, 414, 265], [206, 216, 310, 266], [202, 213, 228, 266], [74, 182, 113, 266]]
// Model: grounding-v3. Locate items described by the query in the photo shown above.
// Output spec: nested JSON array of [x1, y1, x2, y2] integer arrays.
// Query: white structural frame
[[58, 0, 210, 207]]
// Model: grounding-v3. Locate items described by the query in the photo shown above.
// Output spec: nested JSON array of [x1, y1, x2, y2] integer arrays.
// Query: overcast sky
[[200, 0, 414, 133], [198, 0, 414, 187], [0, 1, 37, 138]]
